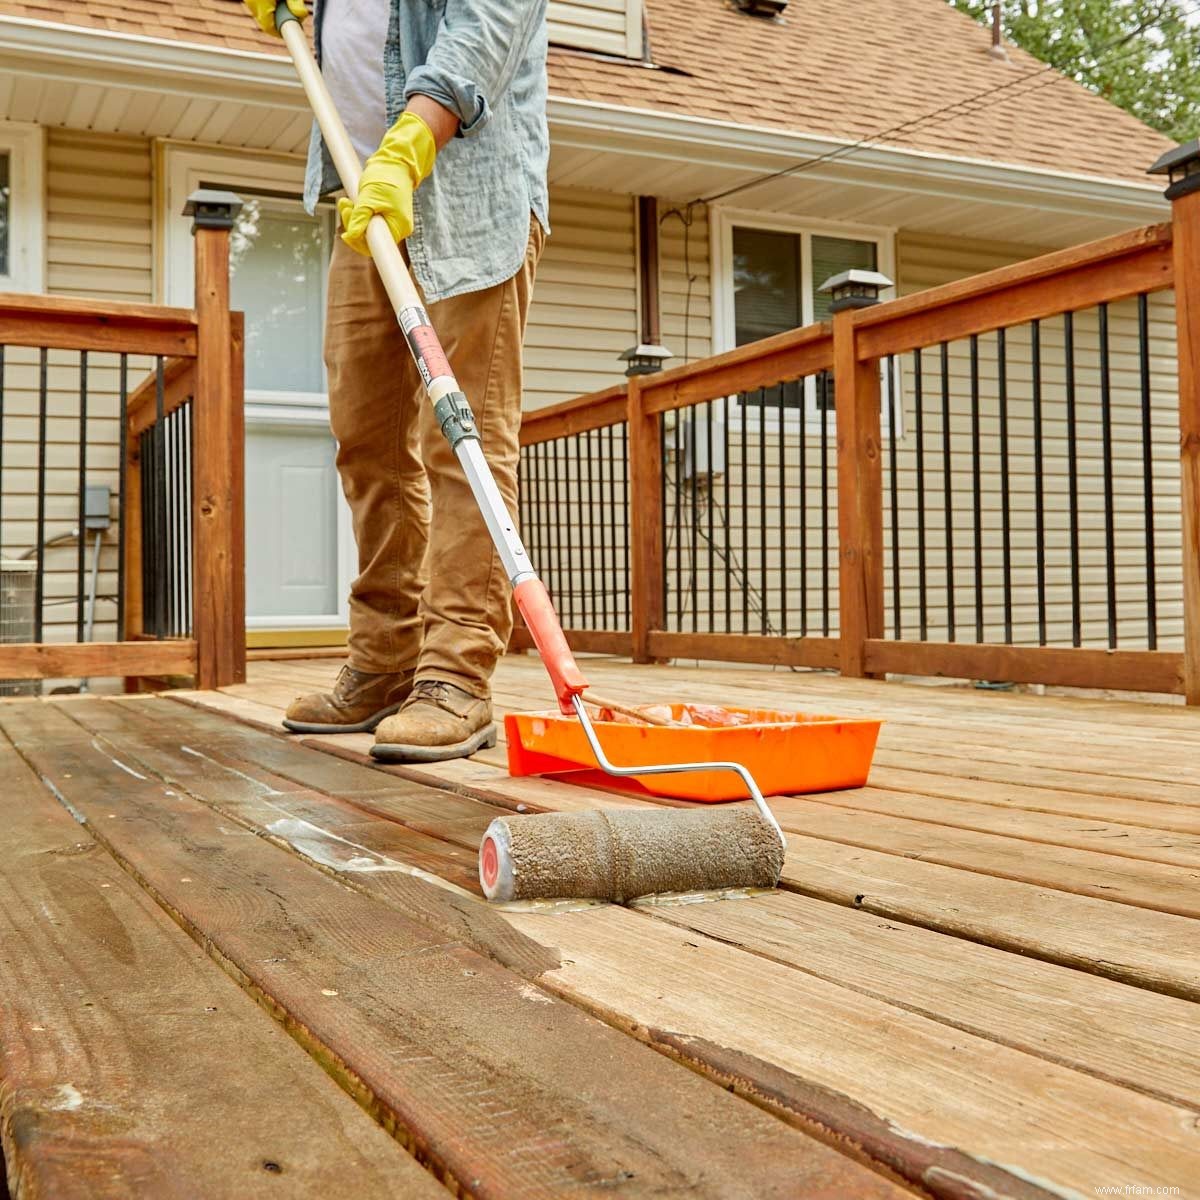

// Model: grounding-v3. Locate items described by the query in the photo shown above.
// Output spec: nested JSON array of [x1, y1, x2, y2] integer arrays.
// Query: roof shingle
[[0, 0, 1172, 184]]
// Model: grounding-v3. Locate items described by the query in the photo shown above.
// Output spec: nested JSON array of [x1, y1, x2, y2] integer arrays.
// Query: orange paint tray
[[505, 704, 882, 801]]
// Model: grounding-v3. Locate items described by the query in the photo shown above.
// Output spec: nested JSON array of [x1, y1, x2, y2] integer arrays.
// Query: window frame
[[0, 121, 46, 294], [710, 207, 899, 435], [160, 143, 353, 631]]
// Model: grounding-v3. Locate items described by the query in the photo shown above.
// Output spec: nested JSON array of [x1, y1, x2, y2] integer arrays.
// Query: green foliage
[[949, 1, 1200, 140]]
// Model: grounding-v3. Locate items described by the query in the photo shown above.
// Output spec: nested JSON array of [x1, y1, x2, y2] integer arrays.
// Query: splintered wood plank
[[53, 700, 1200, 1200], [0, 738, 443, 1200], [0, 702, 903, 1200]]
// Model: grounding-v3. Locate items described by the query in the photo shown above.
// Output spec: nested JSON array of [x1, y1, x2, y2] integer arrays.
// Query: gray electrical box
[[85, 484, 112, 531]]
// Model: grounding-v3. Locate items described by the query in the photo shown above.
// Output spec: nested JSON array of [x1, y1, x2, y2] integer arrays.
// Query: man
[[243, 0, 549, 761]]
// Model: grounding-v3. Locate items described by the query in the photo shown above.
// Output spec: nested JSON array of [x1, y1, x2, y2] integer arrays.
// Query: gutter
[[0, 14, 1167, 218]]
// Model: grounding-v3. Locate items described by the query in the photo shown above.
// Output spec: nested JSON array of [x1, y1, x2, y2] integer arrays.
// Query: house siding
[[549, 0, 642, 58], [0, 131, 153, 655]]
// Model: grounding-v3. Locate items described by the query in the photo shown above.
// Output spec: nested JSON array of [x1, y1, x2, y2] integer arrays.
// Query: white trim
[[0, 119, 44, 293], [625, 0, 644, 59], [711, 207, 900, 436], [161, 141, 351, 628], [0, 13, 1168, 223]]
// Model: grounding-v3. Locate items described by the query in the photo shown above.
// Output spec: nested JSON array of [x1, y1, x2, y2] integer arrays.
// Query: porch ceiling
[[0, 15, 1168, 247]]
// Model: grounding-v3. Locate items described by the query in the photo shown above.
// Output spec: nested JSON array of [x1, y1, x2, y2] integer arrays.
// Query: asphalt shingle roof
[[0, 0, 1172, 184]]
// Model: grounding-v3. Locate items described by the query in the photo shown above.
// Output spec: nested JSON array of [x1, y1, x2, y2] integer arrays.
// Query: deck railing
[[517, 187, 1200, 703], [0, 199, 245, 691]]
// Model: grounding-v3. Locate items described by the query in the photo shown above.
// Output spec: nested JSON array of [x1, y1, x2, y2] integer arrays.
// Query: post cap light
[[1149, 140, 1200, 200], [817, 268, 894, 313], [183, 188, 245, 233], [619, 343, 674, 377]]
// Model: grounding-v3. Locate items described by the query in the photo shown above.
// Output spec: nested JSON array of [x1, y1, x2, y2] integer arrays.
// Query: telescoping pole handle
[[273, 1, 588, 717]]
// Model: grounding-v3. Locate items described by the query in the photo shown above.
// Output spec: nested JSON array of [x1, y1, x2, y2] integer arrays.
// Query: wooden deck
[[1, 655, 1197, 1199]]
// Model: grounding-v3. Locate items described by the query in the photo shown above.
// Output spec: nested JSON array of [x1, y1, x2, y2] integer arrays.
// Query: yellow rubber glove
[[243, 0, 307, 37], [337, 112, 437, 257]]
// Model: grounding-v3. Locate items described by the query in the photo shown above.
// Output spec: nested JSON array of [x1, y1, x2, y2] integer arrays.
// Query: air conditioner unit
[[1, 560, 39, 697]]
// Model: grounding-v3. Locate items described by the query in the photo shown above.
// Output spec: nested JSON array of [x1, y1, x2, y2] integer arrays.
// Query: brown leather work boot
[[282, 665, 416, 734], [370, 679, 497, 763]]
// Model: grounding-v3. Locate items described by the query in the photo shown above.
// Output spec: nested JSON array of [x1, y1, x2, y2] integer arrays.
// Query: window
[[0, 124, 46, 293], [717, 213, 895, 430]]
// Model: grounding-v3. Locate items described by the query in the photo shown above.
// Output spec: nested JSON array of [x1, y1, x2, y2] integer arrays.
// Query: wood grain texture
[[864, 639, 1184, 696], [0, 641, 196, 680], [627, 375, 665, 663], [0, 293, 197, 357], [0, 700, 904, 1200], [834, 308, 884, 679], [0, 738, 442, 1200], [1171, 188, 1200, 704], [70, 696, 1200, 1200]]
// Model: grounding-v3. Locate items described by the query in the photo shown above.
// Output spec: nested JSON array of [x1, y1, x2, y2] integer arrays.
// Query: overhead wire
[[699, 0, 1200, 205]]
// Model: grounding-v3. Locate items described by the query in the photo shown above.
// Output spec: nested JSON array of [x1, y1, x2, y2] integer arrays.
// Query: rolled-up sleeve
[[404, 0, 544, 137]]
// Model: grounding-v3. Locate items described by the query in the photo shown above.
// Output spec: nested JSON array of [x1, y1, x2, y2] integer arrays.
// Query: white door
[[164, 148, 352, 632]]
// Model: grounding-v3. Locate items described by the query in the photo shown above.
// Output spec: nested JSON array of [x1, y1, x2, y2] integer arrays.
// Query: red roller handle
[[514, 578, 588, 714]]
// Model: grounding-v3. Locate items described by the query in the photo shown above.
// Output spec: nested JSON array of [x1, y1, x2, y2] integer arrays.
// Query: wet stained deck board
[[20, 682, 1200, 1197], [0, 700, 906, 1200], [0, 737, 445, 1200]]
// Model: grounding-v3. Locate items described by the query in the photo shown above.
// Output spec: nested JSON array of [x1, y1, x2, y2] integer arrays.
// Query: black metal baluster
[[674, 408, 684, 630], [626, 421, 634, 629], [708, 400, 716, 633], [1099, 302, 1117, 648], [551, 436, 562, 618], [798, 378, 807, 637], [1065, 312, 1081, 647], [690, 410, 699, 633], [177, 410, 188, 636], [723, 399, 731, 633], [35, 349, 48, 642], [741, 395, 749, 634], [759, 393, 767, 634], [914, 350, 927, 641], [1137, 294, 1158, 650], [185, 405, 194, 635], [604, 425, 615, 629], [1032, 320, 1046, 646], [998, 329, 1012, 644], [939, 342, 954, 642], [76, 351, 89, 641], [820, 373, 830, 638], [586, 427, 597, 628], [969, 336, 983, 643], [887, 356, 901, 639], [156, 358, 168, 639], [777, 386, 787, 635], [117, 354, 127, 639]]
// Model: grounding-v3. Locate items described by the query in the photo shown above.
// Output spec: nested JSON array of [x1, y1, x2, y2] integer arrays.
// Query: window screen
[[228, 196, 329, 394], [0, 153, 10, 278]]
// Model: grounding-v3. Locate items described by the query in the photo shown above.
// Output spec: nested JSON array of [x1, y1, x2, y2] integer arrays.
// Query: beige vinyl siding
[[659, 200, 712, 366], [0, 131, 154, 658], [524, 186, 638, 411], [548, 0, 642, 58]]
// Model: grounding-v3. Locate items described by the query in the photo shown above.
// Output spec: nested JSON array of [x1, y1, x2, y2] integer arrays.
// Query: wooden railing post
[[830, 274, 890, 679], [1153, 146, 1200, 704], [627, 375, 664, 663], [185, 189, 246, 689]]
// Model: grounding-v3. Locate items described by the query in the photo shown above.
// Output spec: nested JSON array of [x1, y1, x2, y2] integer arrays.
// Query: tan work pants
[[324, 217, 544, 698]]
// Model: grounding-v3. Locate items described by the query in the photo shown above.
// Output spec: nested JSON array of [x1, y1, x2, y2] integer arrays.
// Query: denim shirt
[[305, 0, 550, 303]]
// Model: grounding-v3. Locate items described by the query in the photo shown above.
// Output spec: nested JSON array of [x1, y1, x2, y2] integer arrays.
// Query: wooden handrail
[[640, 322, 833, 415], [126, 357, 197, 440], [520, 383, 626, 446], [853, 222, 1173, 360], [0, 292, 199, 356]]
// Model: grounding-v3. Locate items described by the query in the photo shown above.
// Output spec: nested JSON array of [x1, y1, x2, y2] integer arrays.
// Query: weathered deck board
[[0, 739, 443, 1200], [52, 695, 1200, 1200], [0, 701, 903, 1200]]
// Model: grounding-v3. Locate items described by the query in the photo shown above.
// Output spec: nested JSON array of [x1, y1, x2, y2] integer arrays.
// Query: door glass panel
[[229, 198, 328, 393]]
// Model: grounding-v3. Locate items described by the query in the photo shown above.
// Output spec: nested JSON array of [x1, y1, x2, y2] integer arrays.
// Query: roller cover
[[479, 807, 785, 903]]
